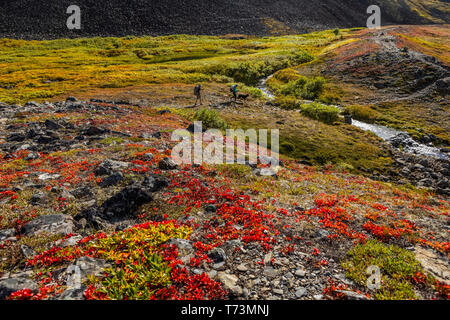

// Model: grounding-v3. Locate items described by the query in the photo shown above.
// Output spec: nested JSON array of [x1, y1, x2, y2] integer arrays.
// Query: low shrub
[[194, 108, 228, 130], [274, 96, 300, 110], [300, 102, 340, 124], [345, 105, 382, 123], [279, 76, 326, 100]]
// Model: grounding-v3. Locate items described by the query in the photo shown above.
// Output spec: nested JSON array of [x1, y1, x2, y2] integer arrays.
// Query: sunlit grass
[[0, 30, 350, 104]]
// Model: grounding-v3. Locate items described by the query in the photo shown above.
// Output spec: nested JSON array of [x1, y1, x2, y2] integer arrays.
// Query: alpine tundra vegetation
[[0, 1, 448, 302]]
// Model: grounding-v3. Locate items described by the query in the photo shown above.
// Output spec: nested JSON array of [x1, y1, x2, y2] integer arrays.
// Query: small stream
[[257, 75, 276, 100], [258, 76, 448, 160], [351, 120, 447, 160]]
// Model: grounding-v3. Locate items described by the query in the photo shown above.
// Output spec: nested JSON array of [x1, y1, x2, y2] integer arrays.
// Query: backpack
[[194, 85, 201, 95], [230, 85, 237, 93]]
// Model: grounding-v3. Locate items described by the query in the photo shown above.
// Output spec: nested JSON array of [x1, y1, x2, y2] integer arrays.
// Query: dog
[[238, 93, 249, 100]]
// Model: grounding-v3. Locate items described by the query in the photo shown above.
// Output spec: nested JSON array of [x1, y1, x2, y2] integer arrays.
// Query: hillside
[[0, 0, 449, 39], [0, 25, 449, 300]]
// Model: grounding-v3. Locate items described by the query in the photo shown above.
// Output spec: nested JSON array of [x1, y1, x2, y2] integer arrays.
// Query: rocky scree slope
[[0, 98, 448, 300], [0, 0, 449, 39]]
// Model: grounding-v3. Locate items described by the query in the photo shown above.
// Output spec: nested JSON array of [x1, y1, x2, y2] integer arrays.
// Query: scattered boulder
[[142, 174, 169, 192], [166, 238, 194, 257], [204, 204, 217, 213], [97, 185, 152, 220], [20, 214, 75, 236], [54, 286, 86, 300], [6, 133, 25, 142], [84, 126, 108, 136], [0, 228, 15, 242], [66, 96, 78, 102], [30, 192, 47, 205], [20, 245, 37, 259], [263, 267, 279, 278], [142, 153, 154, 161], [295, 287, 308, 298], [208, 248, 227, 264], [0, 276, 38, 299], [25, 152, 40, 161], [436, 77, 450, 95], [38, 173, 61, 181], [336, 290, 370, 300], [295, 269, 306, 278], [44, 119, 63, 130], [71, 186, 95, 199], [67, 257, 110, 283], [98, 172, 123, 188], [158, 157, 178, 170], [187, 122, 206, 133], [217, 272, 242, 296], [94, 159, 129, 176]]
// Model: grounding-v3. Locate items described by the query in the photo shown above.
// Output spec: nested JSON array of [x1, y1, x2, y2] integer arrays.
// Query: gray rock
[[264, 251, 273, 265], [142, 153, 154, 161], [66, 96, 78, 102], [217, 272, 242, 296], [273, 288, 284, 295], [317, 229, 329, 239], [98, 171, 123, 188], [55, 286, 86, 300], [0, 276, 38, 299], [45, 119, 63, 130], [236, 264, 248, 272], [30, 192, 47, 205], [0, 228, 15, 242], [67, 257, 110, 284], [336, 290, 369, 300], [94, 159, 129, 176], [259, 168, 278, 177], [71, 186, 95, 199], [158, 157, 178, 170], [166, 238, 194, 257], [55, 235, 83, 247], [38, 172, 61, 181], [295, 269, 306, 278], [204, 204, 217, 213], [21, 214, 75, 236], [263, 267, 279, 278], [20, 245, 37, 259], [25, 152, 40, 161], [295, 287, 308, 298], [208, 248, 227, 264]]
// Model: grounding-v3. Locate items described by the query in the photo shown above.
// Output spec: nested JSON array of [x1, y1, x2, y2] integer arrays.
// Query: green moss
[[342, 240, 423, 300]]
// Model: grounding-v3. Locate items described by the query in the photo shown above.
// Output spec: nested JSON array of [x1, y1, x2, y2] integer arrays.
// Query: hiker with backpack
[[194, 84, 203, 106], [230, 84, 238, 106]]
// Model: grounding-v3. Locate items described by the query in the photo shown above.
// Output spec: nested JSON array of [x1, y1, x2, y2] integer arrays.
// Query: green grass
[[221, 105, 392, 171], [0, 30, 348, 104]]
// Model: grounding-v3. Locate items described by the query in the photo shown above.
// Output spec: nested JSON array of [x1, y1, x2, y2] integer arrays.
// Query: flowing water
[[350, 119, 447, 160], [258, 76, 448, 160], [257, 75, 275, 100]]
